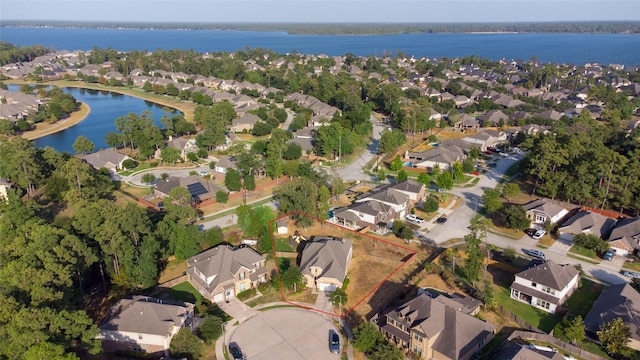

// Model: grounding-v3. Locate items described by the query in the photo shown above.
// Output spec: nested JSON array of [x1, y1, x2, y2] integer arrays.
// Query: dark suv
[[436, 216, 447, 224], [329, 332, 340, 353]]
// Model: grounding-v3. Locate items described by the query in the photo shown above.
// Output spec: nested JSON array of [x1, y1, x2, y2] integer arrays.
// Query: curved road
[[334, 114, 385, 182]]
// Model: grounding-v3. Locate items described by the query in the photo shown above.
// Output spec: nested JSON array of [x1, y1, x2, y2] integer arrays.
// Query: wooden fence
[[508, 330, 605, 360]]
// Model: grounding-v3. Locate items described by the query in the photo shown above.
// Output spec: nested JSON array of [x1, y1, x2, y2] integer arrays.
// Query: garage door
[[611, 247, 629, 256], [318, 283, 336, 292], [213, 293, 224, 302]]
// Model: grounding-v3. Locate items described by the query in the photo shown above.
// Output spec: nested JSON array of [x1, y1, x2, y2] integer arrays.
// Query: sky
[[2, 0, 640, 23]]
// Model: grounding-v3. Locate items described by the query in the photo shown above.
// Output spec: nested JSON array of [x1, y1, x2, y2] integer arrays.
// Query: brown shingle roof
[[515, 261, 579, 291]]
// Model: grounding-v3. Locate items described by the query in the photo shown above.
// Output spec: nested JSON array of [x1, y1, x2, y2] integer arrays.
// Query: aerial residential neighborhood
[[1, 24, 640, 360]]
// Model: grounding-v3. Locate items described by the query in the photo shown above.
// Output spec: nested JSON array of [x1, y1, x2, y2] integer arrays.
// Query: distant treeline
[[3, 20, 640, 35]]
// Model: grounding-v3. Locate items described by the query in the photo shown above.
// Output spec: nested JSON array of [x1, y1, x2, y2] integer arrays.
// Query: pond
[[8, 85, 181, 153]]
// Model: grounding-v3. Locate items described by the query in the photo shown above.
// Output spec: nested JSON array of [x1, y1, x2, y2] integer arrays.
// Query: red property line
[[269, 211, 418, 318]]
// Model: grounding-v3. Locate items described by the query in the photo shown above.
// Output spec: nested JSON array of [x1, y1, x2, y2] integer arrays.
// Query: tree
[[397, 169, 408, 181], [197, 315, 223, 344], [451, 161, 464, 180], [422, 195, 440, 213], [463, 232, 483, 281], [141, 173, 156, 184], [283, 142, 302, 160], [502, 182, 521, 201], [564, 316, 586, 345], [435, 171, 453, 190], [215, 190, 228, 203], [389, 155, 403, 171], [224, 169, 242, 192], [330, 287, 348, 308], [482, 189, 503, 216], [353, 322, 384, 353], [275, 177, 318, 227], [280, 266, 304, 292], [597, 317, 630, 355], [243, 173, 256, 192], [480, 278, 496, 310], [161, 146, 182, 165], [72, 135, 94, 154], [170, 328, 205, 360], [502, 205, 531, 230], [573, 233, 610, 254]]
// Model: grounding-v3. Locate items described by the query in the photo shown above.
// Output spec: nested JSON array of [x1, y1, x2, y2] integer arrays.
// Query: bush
[[215, 190, 228, 203], [197, 315, 223, 344], [573, 233, 609, 254], [422, 196, 439, 213], [122, 159, 137, 169]]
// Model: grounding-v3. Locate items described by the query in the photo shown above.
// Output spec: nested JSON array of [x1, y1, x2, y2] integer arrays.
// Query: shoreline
[[21, 101, 90, 141]]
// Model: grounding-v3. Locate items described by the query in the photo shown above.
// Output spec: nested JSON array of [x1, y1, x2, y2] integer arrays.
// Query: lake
[[7, 85, 180, 153], [2, 27, 639, 67]]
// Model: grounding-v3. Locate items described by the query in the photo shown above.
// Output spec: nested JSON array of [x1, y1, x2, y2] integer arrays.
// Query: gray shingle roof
[[583, 283, 640, 341], [515, 261, 579, 291], [187, 245, 265, 292], [608, 217, 640, 251], [523, 199, 567, 219], [299, 237, 352, 283], [559, 210, 617, 239], [100, 296, 192, 336]]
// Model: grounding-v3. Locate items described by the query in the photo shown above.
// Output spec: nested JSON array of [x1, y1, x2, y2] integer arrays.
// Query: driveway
[[228, 308, 341, 360]]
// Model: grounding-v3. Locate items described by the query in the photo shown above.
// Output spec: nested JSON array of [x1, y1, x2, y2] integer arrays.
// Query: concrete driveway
[[334, 114, 385, 182], [228, 308, 341, 360]]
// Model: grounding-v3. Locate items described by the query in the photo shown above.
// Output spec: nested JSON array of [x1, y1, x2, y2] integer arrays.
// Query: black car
[[436, 216, 447, 224], [329, 331, 340, 353], [524, 228, 536, 237], [229, 342, 243, 360]]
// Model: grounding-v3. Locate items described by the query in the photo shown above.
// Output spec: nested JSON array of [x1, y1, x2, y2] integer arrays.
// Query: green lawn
[[622, 261, 640, 272], [562, 279, 603, 317], [158, 281, 203, 304], [569, 245, 599, 260], [494, 285, 563, 333], [274, 237, 293, 252]]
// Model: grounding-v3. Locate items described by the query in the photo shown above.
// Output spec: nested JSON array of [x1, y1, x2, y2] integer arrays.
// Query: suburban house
[[186, 245, 267, 303], [98, 296, 194, 356], [332, 200, 395, 233], [299, 236, 353, 292], [154, 175, 225, 205], [81, 149, 132, 174], [495, 340, 565, 360], [213, 155, 237, 174], [406, 139, 473, 170], [371, 293, 496, 359], [510, 260, 580, 314], [387, 179, 426, 203], [557, 209, 617, 242], [461, 130, 508, 151], [229, 113, 261, 133], [522, 199, 569, 227], [583, 283, 640, 351], [355, 188, 411, 218], [0, 178, 11, 201], [166, 137, 199, 160], [607, 217, 640, 256], [477, 109, 509, 127]]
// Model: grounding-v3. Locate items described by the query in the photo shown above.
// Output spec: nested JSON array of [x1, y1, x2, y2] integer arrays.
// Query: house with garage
[[510, 260, 580, 314], [98, 296, 194, 356], [522, 199, 569, 227], [355, 187, 411, 218], [166, 137, 199, 161], [229, 113, 260, 133], [387, 179, 426, 203], [462, 130, 508, 151], [213, 155, 237, 174], [81, 149, 133, 175], [557, 209, 617, 242], [371, 293, 496, 359], [583, 283, 640, 351], [299, 236, 352, 292], [154, 175, 225, 205], [332, 200, 396, 233], [476, 109, 509, 127], [607, 217, 640, 256], [186, 245, 267, 303], [494, 340, 565, 360]]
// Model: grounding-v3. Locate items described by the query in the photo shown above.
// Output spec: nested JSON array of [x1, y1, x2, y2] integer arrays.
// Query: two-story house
[[187, 245, 267, 303], [510, 260, 580, 314], [98, 296, 194, 356], [299, 236, 353, 292], [355, 188, 411, 218], [372, 294, 496, 359], [332, 200, 395, 233], [166, 137, 199, 161]]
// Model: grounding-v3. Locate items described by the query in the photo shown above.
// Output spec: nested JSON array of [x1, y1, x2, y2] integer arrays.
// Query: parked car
[[622, 271, 640, 279], [489, 162, 497, 168], [532, 230, 546, 240], [603, 249, 614, 261], [524, 228, 537, 237], [406, 214, 425, 224], [329, 331, 340, 353], [229, 342, 244, 360], [526, 249, 546, 260], [436, 216, 447, 224]]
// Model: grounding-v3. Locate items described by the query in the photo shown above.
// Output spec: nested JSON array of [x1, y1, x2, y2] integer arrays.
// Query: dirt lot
[[287, 220, 425, 320]]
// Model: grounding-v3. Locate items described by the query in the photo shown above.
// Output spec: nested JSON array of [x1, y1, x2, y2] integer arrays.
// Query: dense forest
[[3, 20, 640, 35]]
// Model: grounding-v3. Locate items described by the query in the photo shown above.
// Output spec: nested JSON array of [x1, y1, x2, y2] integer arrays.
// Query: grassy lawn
[[494, 284, 562, 333], [537, 235, 556, 247], [157, 258, 187, 284], [273, 237, 293, 252], [569, 245, 599, 260], [464, 177, 480, 187], [567, 253, 600, 264], [562, 279, 603, 317], [246, 283, 284, 307], [157, 281, 203, 304], [622, 260, 640, 272]]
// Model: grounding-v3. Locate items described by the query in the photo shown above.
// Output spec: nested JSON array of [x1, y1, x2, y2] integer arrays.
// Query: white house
[[98, 296, 194, 356], [510, 261, 580, 314], [523, 199, 569, 227]]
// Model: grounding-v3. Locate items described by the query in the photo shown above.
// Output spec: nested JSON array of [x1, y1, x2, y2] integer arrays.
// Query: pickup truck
[[406, 214, 425, 224]]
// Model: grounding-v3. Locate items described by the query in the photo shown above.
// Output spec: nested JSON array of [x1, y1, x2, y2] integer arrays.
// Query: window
[[544, 286, 556, 295], [239, 272, 245, 280], [138, 334, 143, 340], [535, 214, 546, 223], [512, 289, 519, 298], [413, 333, 423, 342], [413, 345, 423, 355], [531, 282, 537, 287], [536, 299, 550, 310]]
